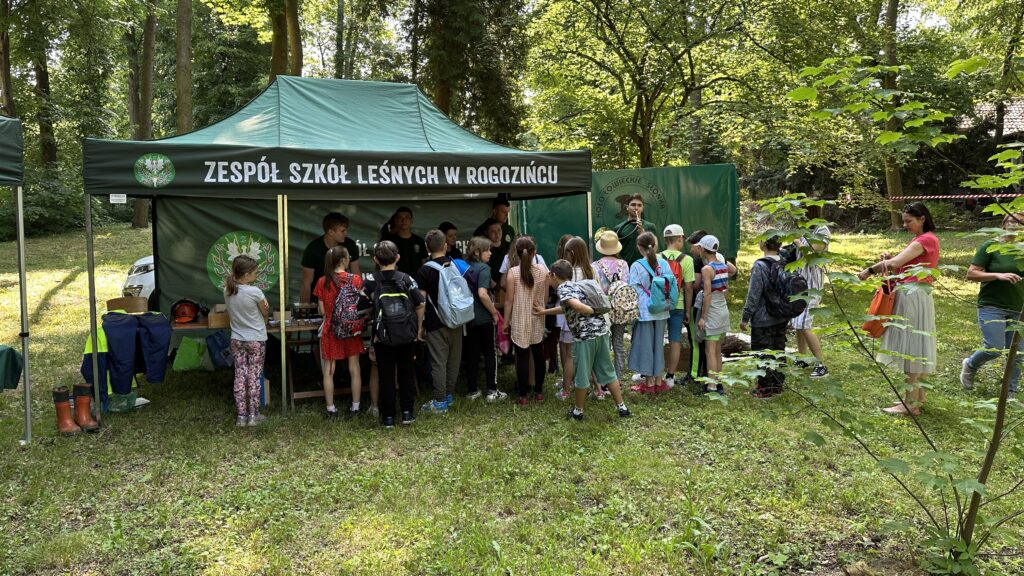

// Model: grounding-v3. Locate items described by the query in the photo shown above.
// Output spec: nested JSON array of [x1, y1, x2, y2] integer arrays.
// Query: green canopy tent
[[82, 77, 592, 416], [1, 115, 30, 444]]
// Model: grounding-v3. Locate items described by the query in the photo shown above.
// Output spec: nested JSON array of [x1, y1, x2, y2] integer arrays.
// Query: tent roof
[[0, 116, 23, 185], [83, 77, 591, 200]]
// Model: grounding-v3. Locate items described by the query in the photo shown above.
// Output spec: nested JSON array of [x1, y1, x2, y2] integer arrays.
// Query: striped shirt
[[708, 260, 729, 292]]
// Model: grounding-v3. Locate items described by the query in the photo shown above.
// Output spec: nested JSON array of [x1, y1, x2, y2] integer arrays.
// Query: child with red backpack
[[659, 224, 696, 389], [314, 245, 366, 419]]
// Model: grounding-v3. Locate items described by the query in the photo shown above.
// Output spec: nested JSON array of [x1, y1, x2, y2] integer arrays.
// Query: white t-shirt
[[225, 284, 267, 341], [499, 254, 547, 274]]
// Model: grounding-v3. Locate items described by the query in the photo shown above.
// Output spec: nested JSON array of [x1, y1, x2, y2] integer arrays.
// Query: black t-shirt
[[384, 232, 427, 276], [415, 256, 453, 333], [301, 235, 359, 302], [474, 220, 515, 280]]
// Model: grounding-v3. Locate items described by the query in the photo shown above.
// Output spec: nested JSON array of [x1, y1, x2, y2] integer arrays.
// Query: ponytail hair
[[225, 255, 258, 297], [514, 236, 538, 290], [637, 231, 659, 271], [324, 245, 351, 287]]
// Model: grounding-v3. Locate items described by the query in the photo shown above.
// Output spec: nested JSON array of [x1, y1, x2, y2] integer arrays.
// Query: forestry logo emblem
[[134, 153, 175, 188], [207, 231, 279, 292], [594, 174, 668, 228]]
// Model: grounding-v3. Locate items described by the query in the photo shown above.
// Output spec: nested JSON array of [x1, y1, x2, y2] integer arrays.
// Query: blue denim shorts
[[667, 309, 687, 343]]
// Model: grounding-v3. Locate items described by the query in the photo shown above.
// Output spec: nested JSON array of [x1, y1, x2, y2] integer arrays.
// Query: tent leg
[[277, 195, 288, 416], [14, 186, 31, 445], [586, 190, 594, 245], [85, 193, 102, 424]]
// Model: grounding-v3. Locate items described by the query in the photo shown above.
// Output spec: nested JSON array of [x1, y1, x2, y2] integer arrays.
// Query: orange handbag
[[861, 280, 895, 338]]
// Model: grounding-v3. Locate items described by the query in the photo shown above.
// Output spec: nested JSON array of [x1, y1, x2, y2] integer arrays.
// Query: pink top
[[898, 231, 939, 284]]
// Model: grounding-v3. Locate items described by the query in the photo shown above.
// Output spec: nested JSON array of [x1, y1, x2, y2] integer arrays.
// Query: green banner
[[519, 165, 740, 263], [154, 197, 501, 311]]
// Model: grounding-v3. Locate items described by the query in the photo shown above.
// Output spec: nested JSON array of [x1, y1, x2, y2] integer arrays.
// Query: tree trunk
[[882, 0, 902, 228], [434, 78, 451, 116], [334, 0, 344, 78], [269, 4, 288, 81], [688, 86, 704, 165], [32, 53, 57, 166], [994, 7, 1023, 146], [286, 0, 302, 76], [0, 0, 15, 117], [133, 7, 157, 229], [410, 0, 421, 82], [125, 26, 140, 138], [176, 0, 193, 133]]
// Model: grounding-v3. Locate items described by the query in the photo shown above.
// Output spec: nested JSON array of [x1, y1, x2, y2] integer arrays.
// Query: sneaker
[[591, 388, 607, 400], [516, 396, 529, 406], [382, 416, 395, 428], [236, 415, 248, 427], [466, 391, 483, 401], [367, 406, 380, 418], [485, 390, 508, 403], [794, 359, 811, 369], [324, 409, 338, 421], [555, 389, 570, 401], [810, 365, 829, 379], [421, 399, 448, 414], [653, 380, 671, 393], [401, 411, 415, 425], [247, 414, 267, 426], [663, 376, 676, 389], [534, 393, 544, 402], [446, 393, 455, 406], [618, 406, 632, 418], [960, 358, 976, 390], [631, 373, 645, 383], [567, 408, 584, 421]]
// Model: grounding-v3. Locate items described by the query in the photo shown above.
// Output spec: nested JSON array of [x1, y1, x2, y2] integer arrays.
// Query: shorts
[[572, 334, 616, 388], [790, 301, 819, 331], [667, 309, 687, 343], [704, 333, 722, 342]]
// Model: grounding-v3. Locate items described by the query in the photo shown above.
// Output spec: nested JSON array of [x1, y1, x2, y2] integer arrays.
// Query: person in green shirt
[[961, 212, 1024, 397], [614, 193, 657, 265], [659, 224, 695, 388]]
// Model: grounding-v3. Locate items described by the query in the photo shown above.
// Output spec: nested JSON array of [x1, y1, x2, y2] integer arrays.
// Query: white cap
[[663, 224, 685, 237], [697, 235, 719, 252]]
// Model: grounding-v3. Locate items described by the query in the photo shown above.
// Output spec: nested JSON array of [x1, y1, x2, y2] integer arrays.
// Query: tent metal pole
[[14, 186, 31, 445], [85, 194, 102, 424], [276, 195, 288, 415], [586, 190, 594, 246]]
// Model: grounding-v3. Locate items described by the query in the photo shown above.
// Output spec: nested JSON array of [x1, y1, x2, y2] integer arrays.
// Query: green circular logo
[[207, 231, 279, 292], [134, 153, 175, 188]]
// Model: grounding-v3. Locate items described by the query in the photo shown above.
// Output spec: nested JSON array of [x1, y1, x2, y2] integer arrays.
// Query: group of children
[[222, 215, 831, 427]]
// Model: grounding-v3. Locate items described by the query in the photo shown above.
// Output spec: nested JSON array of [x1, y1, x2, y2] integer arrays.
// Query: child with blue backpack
[[627, 231, 678, 394]]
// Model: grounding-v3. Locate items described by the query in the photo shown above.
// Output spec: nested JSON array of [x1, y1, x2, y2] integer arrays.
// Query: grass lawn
[[0, 224, 1021, 575]]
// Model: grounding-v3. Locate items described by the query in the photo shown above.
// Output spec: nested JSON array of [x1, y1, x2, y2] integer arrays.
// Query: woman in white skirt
[[858, 203, 939, 416]]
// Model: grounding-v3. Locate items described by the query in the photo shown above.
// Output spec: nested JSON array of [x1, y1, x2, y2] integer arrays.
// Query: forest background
[[0, 0, 1021, 238]]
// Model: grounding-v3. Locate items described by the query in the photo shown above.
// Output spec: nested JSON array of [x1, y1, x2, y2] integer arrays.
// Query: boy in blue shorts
[[536, 259, 631, 421], [660, 224, 696, 389]]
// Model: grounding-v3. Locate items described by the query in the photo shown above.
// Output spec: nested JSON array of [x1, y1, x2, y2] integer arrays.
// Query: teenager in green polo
[[960, 212, 1024, 397], [613, 193, 657, 265]]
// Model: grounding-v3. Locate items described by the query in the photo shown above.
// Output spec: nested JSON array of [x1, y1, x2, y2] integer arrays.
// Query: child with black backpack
[[314, 246, 365, 419], [740, 236, 790, 398], [365, 240, 425, 428]]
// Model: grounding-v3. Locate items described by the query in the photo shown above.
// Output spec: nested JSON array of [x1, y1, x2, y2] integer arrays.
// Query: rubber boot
[[73, 384, 100, 432], [53, 387, 82, 436]]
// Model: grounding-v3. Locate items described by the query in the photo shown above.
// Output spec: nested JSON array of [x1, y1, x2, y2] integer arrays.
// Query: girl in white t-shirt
[[224, 255, 269, 426]]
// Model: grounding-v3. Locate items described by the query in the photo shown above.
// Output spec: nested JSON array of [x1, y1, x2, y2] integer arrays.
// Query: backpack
[[426, 258, 475, 328], [597, 261, 639, 325], [372, 272, 420, 346], [205, 331, 234, 369], [576, 279, 612, 315], [757, 257, 809, 319], [329, 274, 372, 339], [660, 251, 687, 294], [638, 259, 679, 316]]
